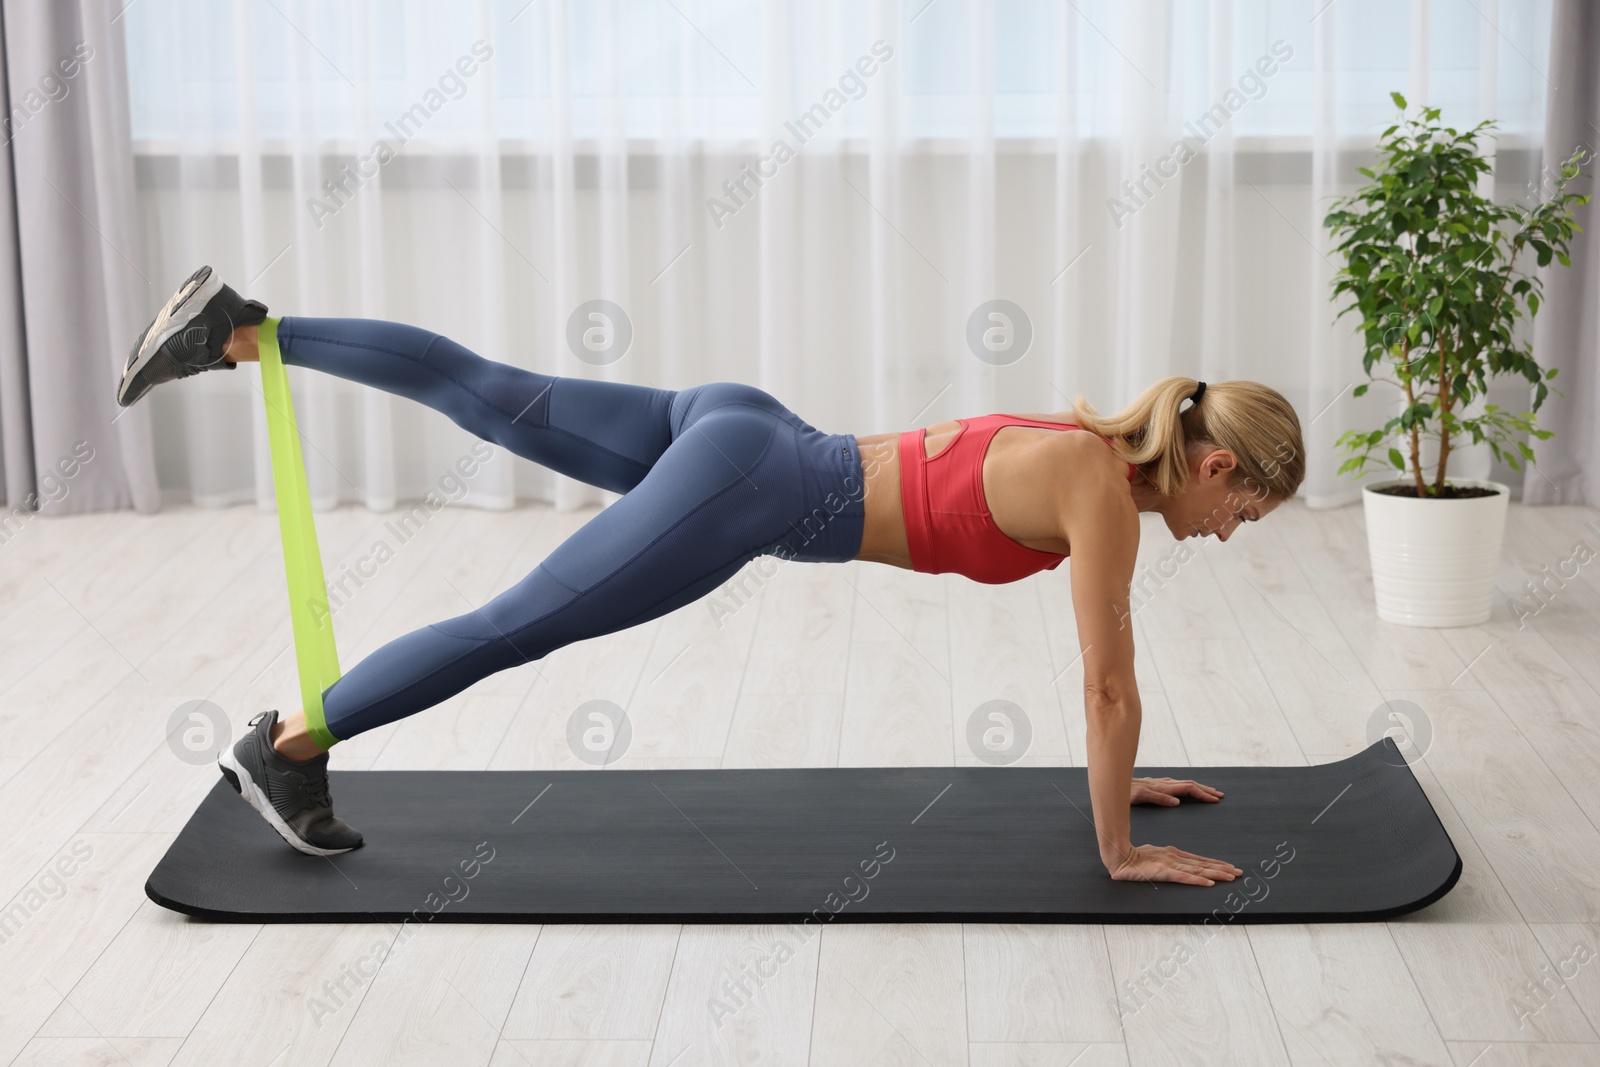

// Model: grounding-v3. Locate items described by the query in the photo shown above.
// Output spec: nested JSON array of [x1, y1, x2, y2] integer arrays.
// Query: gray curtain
[[1525, 0, 1600, 506], [0, 0, 157, 516]]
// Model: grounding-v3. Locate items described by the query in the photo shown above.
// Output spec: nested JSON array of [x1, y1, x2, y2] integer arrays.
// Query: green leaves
[[1324, 91, 1590, 488]]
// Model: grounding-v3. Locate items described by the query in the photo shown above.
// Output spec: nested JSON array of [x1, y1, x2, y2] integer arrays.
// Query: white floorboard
[[4, 499, 1599, 1066]]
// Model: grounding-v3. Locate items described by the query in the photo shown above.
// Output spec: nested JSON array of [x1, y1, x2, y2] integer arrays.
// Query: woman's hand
[[1130, 776, 1224, 806], [1106, 843, 1242, 886]]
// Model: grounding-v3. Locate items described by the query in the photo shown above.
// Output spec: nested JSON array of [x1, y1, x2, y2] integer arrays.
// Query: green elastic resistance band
[[257, 317, 342, 750]]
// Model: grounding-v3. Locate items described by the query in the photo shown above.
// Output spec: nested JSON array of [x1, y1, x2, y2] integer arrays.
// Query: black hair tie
[[1190, 381, 1206, 405]]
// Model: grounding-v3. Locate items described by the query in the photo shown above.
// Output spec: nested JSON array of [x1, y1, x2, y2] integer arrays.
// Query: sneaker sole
[[217, 744, 355, 858], [117, 268, 225, 406]]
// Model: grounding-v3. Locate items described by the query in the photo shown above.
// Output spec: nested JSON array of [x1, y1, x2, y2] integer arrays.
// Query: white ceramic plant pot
[[1361, 478, 1510, 627]]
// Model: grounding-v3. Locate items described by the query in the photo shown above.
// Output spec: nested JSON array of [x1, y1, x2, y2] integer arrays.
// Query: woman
[[119, 266, 1304, 887]]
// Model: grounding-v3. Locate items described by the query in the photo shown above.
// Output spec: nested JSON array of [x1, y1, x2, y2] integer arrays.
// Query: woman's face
[[1162, 444, 1281, 542]]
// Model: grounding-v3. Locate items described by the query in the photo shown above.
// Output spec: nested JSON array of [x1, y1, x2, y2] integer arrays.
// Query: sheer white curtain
[[122, 0, 1552, 513]]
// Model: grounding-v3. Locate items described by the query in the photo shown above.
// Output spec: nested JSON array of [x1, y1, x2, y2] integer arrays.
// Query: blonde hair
[[1072, 376, 1304, 500]]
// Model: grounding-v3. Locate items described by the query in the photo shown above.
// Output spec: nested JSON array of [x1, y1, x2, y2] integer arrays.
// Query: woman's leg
[[272, 316, 681, 494], [221, 315, 863, 750], [232, 316, 708, 756], [313, 391, 823, 742]]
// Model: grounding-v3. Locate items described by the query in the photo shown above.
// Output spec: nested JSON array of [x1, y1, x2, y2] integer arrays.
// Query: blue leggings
[[275, 317, 866, 742]]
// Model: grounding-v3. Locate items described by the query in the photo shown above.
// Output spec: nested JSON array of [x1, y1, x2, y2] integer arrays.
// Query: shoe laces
[[302, 769, 333, 810]]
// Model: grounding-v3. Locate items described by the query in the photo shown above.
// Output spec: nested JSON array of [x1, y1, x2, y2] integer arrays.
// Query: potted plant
[[1324, 92, 1589, 627]]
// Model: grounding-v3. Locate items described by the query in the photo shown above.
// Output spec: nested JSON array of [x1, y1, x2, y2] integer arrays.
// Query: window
[[123, 0, 1552, 145]]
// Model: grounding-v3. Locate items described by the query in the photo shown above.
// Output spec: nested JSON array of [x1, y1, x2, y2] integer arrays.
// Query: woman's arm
[[1059, 457, 1242, 886], [1062, 477, 1142, 869]]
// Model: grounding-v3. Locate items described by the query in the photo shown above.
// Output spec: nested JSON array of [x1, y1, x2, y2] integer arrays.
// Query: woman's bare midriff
[[852, 411, 1102, 568]]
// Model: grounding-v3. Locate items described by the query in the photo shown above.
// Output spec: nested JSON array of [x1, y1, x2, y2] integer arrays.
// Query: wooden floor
[[3, 498, 1599, 1066]]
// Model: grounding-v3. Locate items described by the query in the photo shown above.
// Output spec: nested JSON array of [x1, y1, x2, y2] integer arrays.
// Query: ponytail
[[1071, 376, 1305, 500]]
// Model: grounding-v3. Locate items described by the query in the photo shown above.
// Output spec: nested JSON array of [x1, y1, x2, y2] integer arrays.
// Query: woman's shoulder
[[1036, 424, 1137, 508], [991, 409, 1079, 425]]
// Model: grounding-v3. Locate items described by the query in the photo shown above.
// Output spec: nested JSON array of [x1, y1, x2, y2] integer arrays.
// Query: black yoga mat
[[146, 738, 1459, 924]]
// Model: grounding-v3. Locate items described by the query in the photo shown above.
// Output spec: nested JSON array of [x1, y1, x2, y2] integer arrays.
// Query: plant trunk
[[1434, 335, 1452, 494], [1402, 346, 1426, 496], [1434, 406, 1453, 494]]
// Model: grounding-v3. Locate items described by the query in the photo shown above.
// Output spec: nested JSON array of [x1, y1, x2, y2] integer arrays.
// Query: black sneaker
[[117, 265, 268, 407], [217, 710, 364, 856]]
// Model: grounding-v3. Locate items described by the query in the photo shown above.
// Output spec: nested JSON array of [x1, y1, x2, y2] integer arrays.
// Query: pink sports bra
[[897, 414, 1135, 584]]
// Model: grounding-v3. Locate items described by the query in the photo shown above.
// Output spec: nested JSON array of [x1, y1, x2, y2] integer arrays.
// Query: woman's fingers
[[1168, 848, 1243, 875], [1170, 847, 1227, 862], [1180, 863, 1236, 881], [1192, 860, 1245, 877], [1110, 843, 1248, 887], [1136, 778, 1225, 801], [1114, 847, 1243, 886], [1174, 854, 1229, 868], [1166, 863, 1221, 886]]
